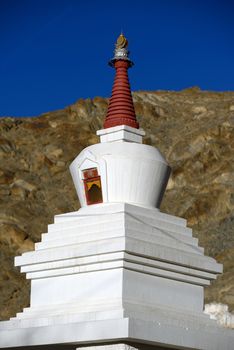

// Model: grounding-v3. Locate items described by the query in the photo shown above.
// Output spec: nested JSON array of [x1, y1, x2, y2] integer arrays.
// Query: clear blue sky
[[0, 0, 234, 117]]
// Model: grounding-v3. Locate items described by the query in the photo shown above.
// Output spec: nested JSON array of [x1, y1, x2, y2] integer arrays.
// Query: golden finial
[[116, 33, 128, 49]]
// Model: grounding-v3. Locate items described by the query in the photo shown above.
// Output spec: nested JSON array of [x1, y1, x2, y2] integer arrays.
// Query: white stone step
[[24, 258, 211, 286], [40, 217, 197, 247], [43, 217, 125, 240], [5, 310, 125, 330], [21, 252, 124, 273], [126, 217, 195, 242], [56, 203, 187, 228], [49, 212, 125, 232], [36, 227, 202, 256], [130, 213, 192, 236], [15, 236, 222, 274], [47, 211, 192, 238], [20, 250, 217, 282], [125, 203, 187, 227]]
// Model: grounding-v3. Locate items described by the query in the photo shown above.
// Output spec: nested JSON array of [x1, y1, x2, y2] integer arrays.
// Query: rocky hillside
[[0, 87, 234, 320]]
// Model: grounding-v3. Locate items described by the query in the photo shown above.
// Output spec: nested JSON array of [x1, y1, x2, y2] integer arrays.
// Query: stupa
[[0, 34, 233, 350]]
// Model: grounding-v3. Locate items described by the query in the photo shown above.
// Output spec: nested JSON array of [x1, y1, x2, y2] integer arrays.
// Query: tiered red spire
[[104, 34, 139, 129]]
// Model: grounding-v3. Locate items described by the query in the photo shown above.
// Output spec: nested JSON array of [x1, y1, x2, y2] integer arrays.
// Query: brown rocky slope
[[0, 87, 234, 320]]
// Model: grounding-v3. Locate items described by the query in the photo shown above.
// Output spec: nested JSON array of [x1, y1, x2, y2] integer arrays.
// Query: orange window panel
[[82, 168, 103, 205]]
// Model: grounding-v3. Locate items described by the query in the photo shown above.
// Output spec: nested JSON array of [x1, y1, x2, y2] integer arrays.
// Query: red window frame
[[82, 168, 103, 205]]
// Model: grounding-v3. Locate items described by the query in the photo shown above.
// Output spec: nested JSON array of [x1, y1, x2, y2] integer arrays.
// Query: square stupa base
[[0, 314, 233, 349], [0, 203, 233, 349]]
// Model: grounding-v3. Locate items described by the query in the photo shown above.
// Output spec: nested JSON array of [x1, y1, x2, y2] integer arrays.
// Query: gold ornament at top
[[115, 33, 128, 49]]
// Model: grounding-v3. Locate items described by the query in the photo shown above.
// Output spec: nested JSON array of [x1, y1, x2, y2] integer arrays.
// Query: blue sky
[[0, 0, 234, 117]]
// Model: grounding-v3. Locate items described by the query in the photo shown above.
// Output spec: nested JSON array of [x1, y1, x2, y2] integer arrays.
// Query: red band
[[104, 60, 139, 129]]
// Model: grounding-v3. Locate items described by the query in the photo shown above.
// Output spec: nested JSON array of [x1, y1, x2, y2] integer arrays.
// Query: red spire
[[104, 34, 139, 129]]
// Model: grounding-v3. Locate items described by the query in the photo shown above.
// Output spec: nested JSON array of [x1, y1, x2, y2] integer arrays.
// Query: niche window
[[82, 168, 103, 205]]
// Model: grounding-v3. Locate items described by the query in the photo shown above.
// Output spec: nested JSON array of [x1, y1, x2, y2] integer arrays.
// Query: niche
[[82, 168, 103, 205]]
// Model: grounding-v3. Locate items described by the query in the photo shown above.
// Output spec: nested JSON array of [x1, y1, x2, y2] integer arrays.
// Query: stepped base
[[0, 203, 233, 349], [0, 308, 233, 349]]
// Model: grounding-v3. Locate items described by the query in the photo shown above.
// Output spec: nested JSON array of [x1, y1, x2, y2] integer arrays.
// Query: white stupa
[[0, 34, 233, 350]]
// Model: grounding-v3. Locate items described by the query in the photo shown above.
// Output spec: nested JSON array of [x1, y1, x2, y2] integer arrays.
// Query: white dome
[[70, 138, 170, 209]]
